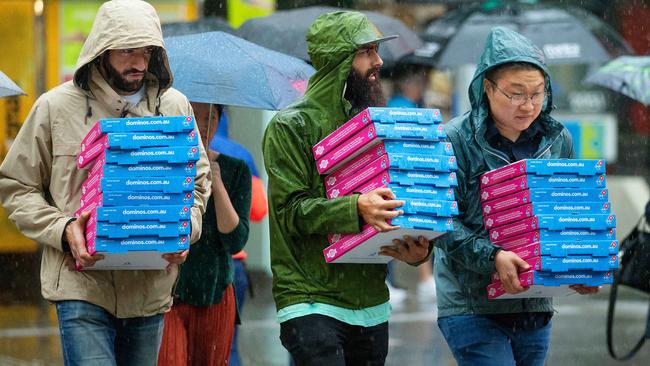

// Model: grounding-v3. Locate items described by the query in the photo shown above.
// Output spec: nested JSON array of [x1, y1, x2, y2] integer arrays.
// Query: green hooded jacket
[[435, 27, 575, 317], [262, 12, 392, 311]]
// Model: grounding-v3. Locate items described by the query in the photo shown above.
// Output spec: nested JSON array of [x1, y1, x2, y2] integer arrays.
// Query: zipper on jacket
[[533, 134, 560, 159]]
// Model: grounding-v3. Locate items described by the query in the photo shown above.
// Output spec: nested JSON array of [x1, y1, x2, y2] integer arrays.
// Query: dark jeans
[[55, 300, 164, 366], [280, 314, 388, 366], [438, 315, 552, 366]]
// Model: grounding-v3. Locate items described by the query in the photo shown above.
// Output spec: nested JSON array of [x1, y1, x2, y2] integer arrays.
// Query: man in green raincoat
[[435, 27, 601, 366], [262, 11, 432, 365]]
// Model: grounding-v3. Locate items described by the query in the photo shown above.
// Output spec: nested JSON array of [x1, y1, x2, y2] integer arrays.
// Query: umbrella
[[0, 70, 25, 98], [236, 6, 423, 67], [414, 1, 631, 68], [161, 17, 234, 37], [585, 55, 650, 105], [165, 31, 315, 110]]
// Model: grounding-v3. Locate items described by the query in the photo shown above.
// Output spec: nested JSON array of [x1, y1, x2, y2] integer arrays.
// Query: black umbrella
[[161, 17, 234, 37], [413, 1, 631, 68], [236, 6, 423, 67]]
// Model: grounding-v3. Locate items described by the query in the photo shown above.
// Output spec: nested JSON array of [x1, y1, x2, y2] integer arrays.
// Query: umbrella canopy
[[0, 70, 25, 98], [236, 6, 423, 67], [414, 1, 631, 68], [165, 31, 315, 110], [161, 17, 234, 37], [585, 55, 650, 105]]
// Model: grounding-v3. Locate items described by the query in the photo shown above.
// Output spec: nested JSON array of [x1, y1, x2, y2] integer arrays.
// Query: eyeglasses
[[486, 79, 547, 106]]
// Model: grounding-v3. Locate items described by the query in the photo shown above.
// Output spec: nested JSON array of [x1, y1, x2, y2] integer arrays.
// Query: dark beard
[[344, 68, 386, 112], [101, 54, 146, 93]]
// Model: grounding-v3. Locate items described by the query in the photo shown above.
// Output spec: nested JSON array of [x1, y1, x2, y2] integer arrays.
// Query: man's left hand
[[570, 284, 601, 295], [379, 235, 429, 264]]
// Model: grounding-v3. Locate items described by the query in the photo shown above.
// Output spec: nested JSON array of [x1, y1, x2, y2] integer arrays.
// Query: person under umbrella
[[158, 102, 251, 366]]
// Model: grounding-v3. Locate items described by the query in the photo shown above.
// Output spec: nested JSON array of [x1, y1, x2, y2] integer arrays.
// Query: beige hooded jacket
[[0, 0, 211, 318]]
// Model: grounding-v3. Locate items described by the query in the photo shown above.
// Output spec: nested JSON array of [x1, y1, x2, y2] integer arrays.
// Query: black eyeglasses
[[486, 79, 547, 106]]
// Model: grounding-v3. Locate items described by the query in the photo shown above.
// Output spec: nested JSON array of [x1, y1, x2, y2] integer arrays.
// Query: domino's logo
[[326, 249, 337, 259], [315, 146, 325, 156]]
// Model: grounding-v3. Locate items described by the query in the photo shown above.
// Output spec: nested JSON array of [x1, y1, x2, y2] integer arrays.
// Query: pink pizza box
[[81, 169, 103, 196], [315, 123, 446, 174], [326, 154, 390, 199], [323, 216, 453, 264], [312, 107, 442, 160], [81, 120, 103, 151], [324, 142, 386, 189], [480, 159, 606, 189], [77, 135, 108, 169], [482, 190, 531, 216], [483, 204, 532, 230], [75, 192, 102, 218]]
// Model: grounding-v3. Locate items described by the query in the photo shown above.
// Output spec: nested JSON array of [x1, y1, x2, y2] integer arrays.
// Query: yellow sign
[[228, 0, 275, 28]]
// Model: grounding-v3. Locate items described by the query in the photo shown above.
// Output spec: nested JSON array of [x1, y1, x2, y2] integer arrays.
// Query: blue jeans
[[55, 300, 164, 366], [437, 315, 551, 366]]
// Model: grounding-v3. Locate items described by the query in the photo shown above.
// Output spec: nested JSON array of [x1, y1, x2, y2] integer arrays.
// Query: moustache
[[124, 69, 146, 75]]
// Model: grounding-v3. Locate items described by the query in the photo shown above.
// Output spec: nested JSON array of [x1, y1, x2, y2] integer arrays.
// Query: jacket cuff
[[53, 216, 74, 252]]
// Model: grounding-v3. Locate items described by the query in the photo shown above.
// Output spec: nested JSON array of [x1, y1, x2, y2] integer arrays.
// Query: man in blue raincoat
[[435, 27, 601, 365]]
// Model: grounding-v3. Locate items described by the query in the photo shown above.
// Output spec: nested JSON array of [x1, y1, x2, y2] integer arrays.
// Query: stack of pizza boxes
[[312, 107, 458, 264], [75, 116, 199, 269], [480, 159, 617, 299]]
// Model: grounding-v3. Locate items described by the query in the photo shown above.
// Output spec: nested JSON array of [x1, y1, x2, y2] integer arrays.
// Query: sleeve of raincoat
[[187, 101, 212, 244], [434, 126, 497, 275], [218, 159, 251, 255], [263, 118, 361, 237], [0, 96, 71, 252]]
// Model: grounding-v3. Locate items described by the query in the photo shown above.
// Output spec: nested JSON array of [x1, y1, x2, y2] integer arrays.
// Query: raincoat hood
[[468, 26, 554, 128], [304, 11, 395, 123], [73, 0, 172, 92]]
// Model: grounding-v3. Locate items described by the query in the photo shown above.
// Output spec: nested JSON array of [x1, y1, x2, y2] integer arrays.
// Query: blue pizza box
[[489, 214, 616, 242], [383, 140, 454, 156], [91, 235, 190, 254], [105, 146, 200, 165], [481, 159, 606, 188], [390, 214, 454, 232], [540, 254, 618, 272], [101, 162, 197, 178], [401, 199, 459, 217], [105, 130, 199, 149], [511, 240, 619, 258], [482, 188, 609, 216], [484, 201, 612, 229], [95, 205, 191, 223], [384, 153, 457, 172], [103, 191, 194, 206], [492, 228, 617, 247], [388, 169, 458, 188], [389, 185, 455, 201], [92, 220, 191, 239], [101, 176, 194, 193], [480, 174, 607, 202], [99, 116, 195, 133]]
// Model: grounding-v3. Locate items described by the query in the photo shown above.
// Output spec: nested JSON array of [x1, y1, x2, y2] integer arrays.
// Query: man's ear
[[483, 78, 492, 93]]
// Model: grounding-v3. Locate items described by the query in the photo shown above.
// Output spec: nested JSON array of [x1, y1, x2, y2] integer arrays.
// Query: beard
[[101, 54, 146, 93], [344, 67, 386, 111]]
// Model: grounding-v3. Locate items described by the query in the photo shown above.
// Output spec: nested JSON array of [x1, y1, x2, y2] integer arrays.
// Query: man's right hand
[[494, 250, 530, 294], [357, 188, 404, 232], [64, 212, 104, 270]]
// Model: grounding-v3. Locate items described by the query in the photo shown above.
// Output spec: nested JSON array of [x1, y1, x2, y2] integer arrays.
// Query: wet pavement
[[0, 267, 649, 365]]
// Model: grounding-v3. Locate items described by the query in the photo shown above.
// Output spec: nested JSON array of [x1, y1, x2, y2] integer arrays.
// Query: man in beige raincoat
[[0, 1, 210, 365]]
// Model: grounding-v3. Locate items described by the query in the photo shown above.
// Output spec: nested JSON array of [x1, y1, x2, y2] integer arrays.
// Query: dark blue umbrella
[[165, 31, 315, 110], [585, 55, 650, 106], [0, 70, 25, 98]]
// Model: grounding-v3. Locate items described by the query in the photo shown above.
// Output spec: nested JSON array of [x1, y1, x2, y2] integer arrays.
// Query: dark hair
[[485, 62, 543, 82]]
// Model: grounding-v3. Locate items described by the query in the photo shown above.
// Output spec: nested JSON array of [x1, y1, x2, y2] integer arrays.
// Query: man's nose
[[519, 97, 535, 110], [371, 50, 383, 69], [131, 52, 148, 71]]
